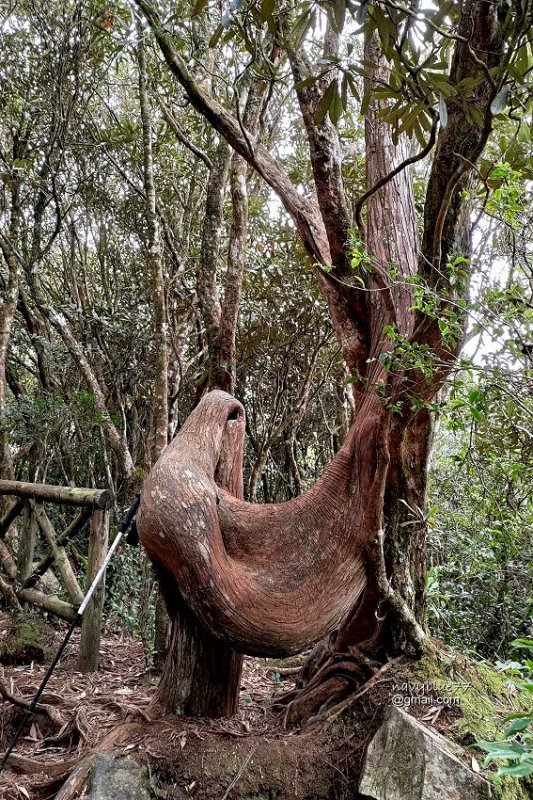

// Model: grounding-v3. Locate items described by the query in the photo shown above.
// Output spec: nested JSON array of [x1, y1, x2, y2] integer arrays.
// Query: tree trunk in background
[[138, 24, 169, 465], [196, 139, 231, 395], [78, 509, 110, 672], [160, 61, 278, 711], [0, 177, 21, 498], [211, 151, 248, 393], [16, 504, 37, 584], [138, 26, 171, 669]]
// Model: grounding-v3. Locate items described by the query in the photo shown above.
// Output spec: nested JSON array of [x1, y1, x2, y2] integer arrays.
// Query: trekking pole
[[0, 494, 140, 775]]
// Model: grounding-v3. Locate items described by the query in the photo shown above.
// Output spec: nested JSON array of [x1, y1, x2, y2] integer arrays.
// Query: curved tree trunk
[[135, 0, 509, 723], [147, 394, 246, 715], [138, 390, 389, 656]]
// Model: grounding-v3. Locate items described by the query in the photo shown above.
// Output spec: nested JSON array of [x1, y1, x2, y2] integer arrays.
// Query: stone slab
[[358, 706, 492, 800]]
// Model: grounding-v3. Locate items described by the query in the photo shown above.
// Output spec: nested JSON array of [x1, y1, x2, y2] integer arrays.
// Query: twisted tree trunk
[[143, 393, 246, 714]]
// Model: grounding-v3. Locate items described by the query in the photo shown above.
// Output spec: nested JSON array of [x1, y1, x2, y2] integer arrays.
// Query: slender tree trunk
[[16, 504, 36, 584], [138, 25, 171, 668], [138, 26, 169, 463], [211, 152, 248, 392], [0, 180, 21, 495], [78, 509, 110, 671], [197, 138, 230, 393]]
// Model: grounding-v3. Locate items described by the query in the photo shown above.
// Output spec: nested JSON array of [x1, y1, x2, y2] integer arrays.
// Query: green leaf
[[333, 0, 346, 33], [356, 0, 370, 25], [346, 72, 360, 102], [511, 638, 533, 649], [12, 158, 30, 170], [295, 76, 317, 91], [315, 79, 338, 125], [260, 0, 275, 24], [490, 86, 511, 115], [190, 0, 209, 17], [439, 94, 448, 128], [477, 741, 524, 760], [504, 717, 532, 736], [209, 23, 224, 47], [341, 72, 348, 111], [497, 762, 533, 778], [413, 118, 428, 148], [291, 8, 316, 50], [329, 83, 343, 125]]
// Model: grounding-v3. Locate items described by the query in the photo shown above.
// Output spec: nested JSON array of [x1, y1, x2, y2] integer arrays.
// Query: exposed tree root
[[369, 529, 428, 656], [273, 647, 382, 728], [302, 658, 404, 731], [1, 751, 81, 777], [54, 755, 95, 800], [0, 718, 147, 798], [0, 678, 67, 728]]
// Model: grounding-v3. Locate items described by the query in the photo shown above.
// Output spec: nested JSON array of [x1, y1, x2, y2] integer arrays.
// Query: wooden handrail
[[0, 480, 112, 509]]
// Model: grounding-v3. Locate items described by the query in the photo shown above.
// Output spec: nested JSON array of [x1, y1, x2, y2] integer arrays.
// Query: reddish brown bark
[[144, 392, 246, 714], [138, 390, 387, 657], [135, 0, 511, 722]]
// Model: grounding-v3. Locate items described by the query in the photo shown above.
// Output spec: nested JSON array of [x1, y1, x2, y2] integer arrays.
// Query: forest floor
[[0, 615, 521, 800]]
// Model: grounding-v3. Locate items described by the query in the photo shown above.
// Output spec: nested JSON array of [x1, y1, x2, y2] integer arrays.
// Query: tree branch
[[133, 0, 331, 266]]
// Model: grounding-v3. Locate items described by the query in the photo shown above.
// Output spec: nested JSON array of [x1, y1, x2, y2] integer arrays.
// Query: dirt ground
[[0, 617, 466, 800]]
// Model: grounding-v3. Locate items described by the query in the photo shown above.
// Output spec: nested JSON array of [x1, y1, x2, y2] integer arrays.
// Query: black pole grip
[[119, 494, 140, 534]]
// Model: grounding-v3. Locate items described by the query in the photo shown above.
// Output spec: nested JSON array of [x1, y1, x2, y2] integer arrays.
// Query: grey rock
[[55, 753, 150, 800], [358, 706, 492, 800]]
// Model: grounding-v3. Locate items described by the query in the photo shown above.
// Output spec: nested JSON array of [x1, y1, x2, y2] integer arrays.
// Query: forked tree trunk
[[135, 0, 508, 722]]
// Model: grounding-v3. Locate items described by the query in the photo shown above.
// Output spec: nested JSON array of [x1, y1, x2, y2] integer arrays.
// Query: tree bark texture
[[0, 480, 112, 508], [138, 390, 387, 657], [138, 27, 172, 667], [16, 504, 37, 584], [147, 393, 245, 715], [0, 173, 22, 498], [30, 501, 84, 606], [137, 24, 169, 464], [22, 506, 92, 589], [78, 510, 110, 672]]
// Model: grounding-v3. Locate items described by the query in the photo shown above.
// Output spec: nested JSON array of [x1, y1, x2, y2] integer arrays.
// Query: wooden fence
[[0, 480, 113, 671]]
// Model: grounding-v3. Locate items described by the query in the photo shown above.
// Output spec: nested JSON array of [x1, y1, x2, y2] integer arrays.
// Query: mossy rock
[[399, 646, 533, 800], [0, 616, 55, 665]]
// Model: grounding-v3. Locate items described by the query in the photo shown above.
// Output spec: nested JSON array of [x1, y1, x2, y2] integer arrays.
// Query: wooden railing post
[[78, 509, 110, 672], [31, 501, 84, 606], [16, 502, 35, 583]]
